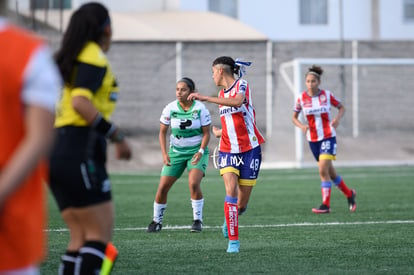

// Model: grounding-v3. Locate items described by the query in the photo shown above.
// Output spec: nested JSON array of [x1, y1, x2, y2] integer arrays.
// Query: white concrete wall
[[229, 0, 371, 41], [380, 0, 414, 40], [181, 0, 413, 41], [10, 0, 414, 40]]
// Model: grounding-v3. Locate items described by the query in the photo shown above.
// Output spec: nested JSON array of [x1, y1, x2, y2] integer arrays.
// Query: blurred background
[[7, 0, 414, 170]]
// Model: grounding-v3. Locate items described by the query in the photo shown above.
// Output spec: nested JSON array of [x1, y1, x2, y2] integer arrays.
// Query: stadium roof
[[36, 10, 268, 42]]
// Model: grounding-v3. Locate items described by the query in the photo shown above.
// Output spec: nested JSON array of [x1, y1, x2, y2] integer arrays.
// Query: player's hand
[[331, 119, 340, 129], [187, 93, 207, 102], [212, 126, 222, 138], [191, 152, 202, 165], [162, 153, 171, 166], [115, 140, 132, 160], [301, 125, 309, 135]]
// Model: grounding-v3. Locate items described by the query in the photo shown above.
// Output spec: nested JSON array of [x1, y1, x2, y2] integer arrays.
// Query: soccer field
[[41, 166, 414, 274]]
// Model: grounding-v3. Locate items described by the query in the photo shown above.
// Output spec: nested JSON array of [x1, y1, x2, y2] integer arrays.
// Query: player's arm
[[200, 124, 210, 153], [72, 62, 131, 159], [71, 62, 112, 126], [71, 95, 130, 158], [292, 111, 308, 134], [0, 104, 55, 208], [212, 126, 222, 138], [191, 124, 211, 165], [159, 123, 170, 166], [188, 92, 245, 107], [0, 45, 59, 208], [331, 105, 345, 129], [72, 95, 97, 123]]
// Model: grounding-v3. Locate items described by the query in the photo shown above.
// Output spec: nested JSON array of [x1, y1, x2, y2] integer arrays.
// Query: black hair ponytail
[[55, 2, 110, 83]]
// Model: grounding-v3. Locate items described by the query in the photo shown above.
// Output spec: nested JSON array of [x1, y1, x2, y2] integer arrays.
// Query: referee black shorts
[[49, 156, 112, 211]]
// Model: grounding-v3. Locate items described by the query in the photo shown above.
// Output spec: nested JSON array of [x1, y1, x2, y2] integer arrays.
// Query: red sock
[[336, 178, 352, 197], [224, 201, 238, 241], [321, 187, 331, 206]]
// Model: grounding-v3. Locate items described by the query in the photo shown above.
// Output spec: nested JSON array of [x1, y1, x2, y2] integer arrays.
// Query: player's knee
[[188, 181, 201, 192], [319, 168, 330, 179]]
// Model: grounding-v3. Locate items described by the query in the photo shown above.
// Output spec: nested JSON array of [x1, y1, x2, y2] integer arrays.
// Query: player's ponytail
[[55, 2, 110, 83], [177, 77, 196, 92], [212, 56, 252, 78], [233, 63, 240, 76], [234, 59, 252, 78], [306, 65, 324, 80]]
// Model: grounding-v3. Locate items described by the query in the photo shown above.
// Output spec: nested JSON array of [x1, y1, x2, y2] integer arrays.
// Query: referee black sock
[[59, 250, 79, 275], [76, 241, 106, 275]]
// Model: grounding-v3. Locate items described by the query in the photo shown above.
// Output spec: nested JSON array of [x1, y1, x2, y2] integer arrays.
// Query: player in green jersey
[[147, 77, 211, 233]]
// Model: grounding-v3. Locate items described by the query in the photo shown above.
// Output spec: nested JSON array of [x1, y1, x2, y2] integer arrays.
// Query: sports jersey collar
[[306, 89, 322, 97], [224, 78, 241, 93], [176, 99, 195, 112]]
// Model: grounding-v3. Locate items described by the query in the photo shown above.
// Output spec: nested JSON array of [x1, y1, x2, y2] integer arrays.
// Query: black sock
[[59, 250, 79, 275], [76, 241, 106, 275]]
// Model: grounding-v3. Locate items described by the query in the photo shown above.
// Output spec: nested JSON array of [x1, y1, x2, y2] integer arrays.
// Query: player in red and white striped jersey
[[217, 77, 264, 153], [293, 65, 356, 214], [188, 56, 265, 253], [294, 89, 341, 142]]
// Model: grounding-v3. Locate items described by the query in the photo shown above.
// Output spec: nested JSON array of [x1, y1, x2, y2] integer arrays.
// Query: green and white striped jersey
[[160, 100, 211, 152]]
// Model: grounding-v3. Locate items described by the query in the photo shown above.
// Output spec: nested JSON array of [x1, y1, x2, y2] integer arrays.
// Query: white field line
[[261, 160, 414, 169], [112, 171, 414, 185], [46, 220, 414, 232]]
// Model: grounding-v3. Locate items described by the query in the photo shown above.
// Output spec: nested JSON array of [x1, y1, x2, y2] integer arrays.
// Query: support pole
[[265, 40, 273, 140], [176, 41, 182, 80], [352, 40, 359, 137], [293, 60, 304, 168]]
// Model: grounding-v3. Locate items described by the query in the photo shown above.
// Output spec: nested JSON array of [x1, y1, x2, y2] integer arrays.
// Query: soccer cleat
[[146, 221, 162, 233], [348, 189, 357, 212], [222, 218, 228, 238], [190, 220, 203, 232], [227, 240, 240, 253], [312, 204, 331, 214]]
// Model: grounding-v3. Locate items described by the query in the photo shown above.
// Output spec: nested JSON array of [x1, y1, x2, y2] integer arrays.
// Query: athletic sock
[[75, 241, 106, 275], [191, 198, 204, 221], [58, 251, 79, 275], [333, 175, 352, 197], [239, 204, 248, 216], [321, 181, 332, 207], [153, 201, 167, 224], [224, 196, 239, 241], [100, 242, 118, 275]]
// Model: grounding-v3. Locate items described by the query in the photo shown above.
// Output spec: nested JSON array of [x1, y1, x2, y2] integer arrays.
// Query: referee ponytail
[[55, 2, 110, 83]]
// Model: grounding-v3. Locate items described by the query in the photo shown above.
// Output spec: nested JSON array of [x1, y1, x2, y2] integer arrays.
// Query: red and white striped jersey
[[294, 89, 342, 142], [218, 78, 265, 153]]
